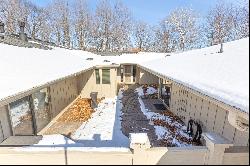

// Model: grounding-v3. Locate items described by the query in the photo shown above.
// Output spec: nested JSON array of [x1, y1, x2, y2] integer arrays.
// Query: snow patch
[[135, 87, 192, 146], [71, 96, 129, 147]]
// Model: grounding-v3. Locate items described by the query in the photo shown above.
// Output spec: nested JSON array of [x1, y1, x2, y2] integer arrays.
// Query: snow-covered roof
[[0, 38, 249, 113], [0, 44, 102, 101], [0, 44, 162, 103], [138, 38, 249, 113]]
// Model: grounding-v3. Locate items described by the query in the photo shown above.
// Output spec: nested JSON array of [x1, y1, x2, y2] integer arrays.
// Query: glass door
[[0, 121, 4, 142], [124, 65, 132, 83], [9, 96, 34, 135], [32, 88, 51, 133], [162, 85, 171, 108], [159, 78, 163, 98]]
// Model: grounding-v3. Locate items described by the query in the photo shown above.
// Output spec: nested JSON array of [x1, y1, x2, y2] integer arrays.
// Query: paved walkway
[[120, 85, 161, 147]]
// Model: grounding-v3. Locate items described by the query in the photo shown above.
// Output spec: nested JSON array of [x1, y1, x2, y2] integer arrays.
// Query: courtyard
[[10, 84, 194, 149]]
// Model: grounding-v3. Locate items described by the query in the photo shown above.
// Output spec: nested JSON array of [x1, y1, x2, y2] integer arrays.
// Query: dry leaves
[[57, 98, 95, 123], [152, 117, 192, 146]]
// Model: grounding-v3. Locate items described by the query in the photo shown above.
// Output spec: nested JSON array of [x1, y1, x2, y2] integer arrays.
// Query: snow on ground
[[135, 86, 191, 147], [136, 86, 158, 96], [139, 38, 249, 113], [16, 92, 129, 151], [71, 96, 129, 147], [16, 134, 129, 152], [129, 133, 149, 144]]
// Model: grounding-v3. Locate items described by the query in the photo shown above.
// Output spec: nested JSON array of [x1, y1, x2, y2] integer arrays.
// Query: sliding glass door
[[9, 96, 34, 135], [32, 88, 51, 133], [9, 88, 51, 135]]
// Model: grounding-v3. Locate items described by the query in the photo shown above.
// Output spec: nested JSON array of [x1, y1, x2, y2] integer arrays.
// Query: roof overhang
[[137, 64, 249, 131]]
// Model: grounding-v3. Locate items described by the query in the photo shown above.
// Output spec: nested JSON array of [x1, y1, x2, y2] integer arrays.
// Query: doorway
[[9, 88, 51, 136]]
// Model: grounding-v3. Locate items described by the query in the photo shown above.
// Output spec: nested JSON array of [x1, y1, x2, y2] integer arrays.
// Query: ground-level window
[[95, 69, 100, 84], [102, 69, 110, 84]]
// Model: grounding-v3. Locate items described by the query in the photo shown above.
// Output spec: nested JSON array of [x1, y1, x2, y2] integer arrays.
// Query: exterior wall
[[147, 147, 207, 165], [0, 148, 132, 165], [0, 106, 12, 142], [0, 147, 206, 165], [49, 77, 78, 119], [169, 83, 249, 146], [222, 146, 249, 165], [138, 68, 159, 85], [0, 132, 248, 165], [77, 68, 118, 99], [67, 151, 132, 165], [223, 152, 249, 165]]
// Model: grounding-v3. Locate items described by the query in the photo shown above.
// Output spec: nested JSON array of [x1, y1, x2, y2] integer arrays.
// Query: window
[[124, 65, 131, 74], [102, 69, 110, 84], [95, 69, 100, 84], [32, 88, 51, 133]]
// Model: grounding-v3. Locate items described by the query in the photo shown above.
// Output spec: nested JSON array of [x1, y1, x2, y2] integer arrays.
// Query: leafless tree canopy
[[0, 0, 248, 52]]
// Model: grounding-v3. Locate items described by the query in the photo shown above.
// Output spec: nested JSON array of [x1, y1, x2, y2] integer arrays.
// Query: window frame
[[95, 69, 101, 84], [102, 69, 111, 84]]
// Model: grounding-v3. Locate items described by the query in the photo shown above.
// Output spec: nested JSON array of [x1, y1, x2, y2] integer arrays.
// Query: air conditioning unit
[[228, 112, 249, 132]]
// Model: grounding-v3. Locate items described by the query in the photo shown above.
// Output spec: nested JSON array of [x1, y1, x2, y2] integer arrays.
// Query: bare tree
[[1, 0, 18, 34], [38, 8, 53, 42], [166, 7, 199, 51], [205, 1, 236, 45], [235, 0, 249, 38], [73, 0, 91, 50], [94, 0, 113, 51], [47, 0, 71, 47], [134, 21, 152, 51], [111, 0, 132, 52], [23, 1, 43, 39], [153, 20, 177, 52]]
